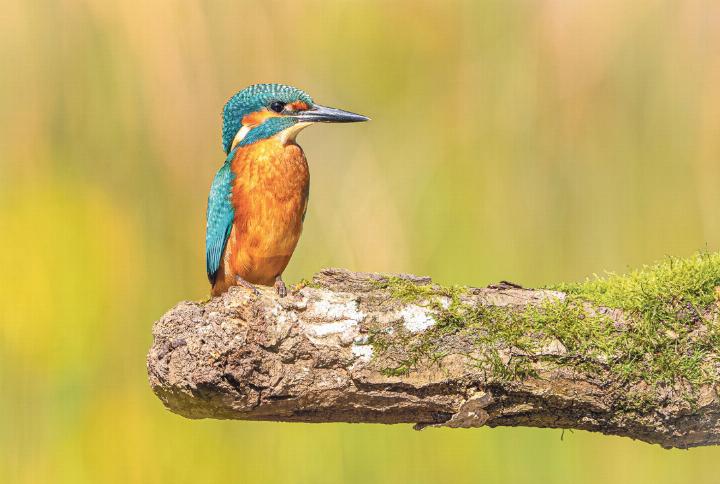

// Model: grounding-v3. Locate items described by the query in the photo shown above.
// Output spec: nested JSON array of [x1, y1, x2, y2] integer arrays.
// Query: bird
[[206, 83, 368, 297]]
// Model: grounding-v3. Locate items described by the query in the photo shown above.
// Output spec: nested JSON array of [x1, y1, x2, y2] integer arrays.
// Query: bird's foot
[[235, 276, 261, 296], [275, 276, 287, 298]]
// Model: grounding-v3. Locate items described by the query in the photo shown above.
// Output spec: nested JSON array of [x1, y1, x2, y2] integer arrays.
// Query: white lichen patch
[[400, 305, 436, 333], [437, 296, 451, 309], [260, 302, 299, 349], [300, 295, 366, 346], [351, 343, 374, 362], [354, 335, 370, 345], [306, 298, 365, 322], [269, 301, 298, 328], [307, 320, 358, 337]]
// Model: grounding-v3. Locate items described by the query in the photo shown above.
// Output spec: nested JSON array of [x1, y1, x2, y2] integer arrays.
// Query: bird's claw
[[275, 277, 287, 298], [235, 276, 261, 296]]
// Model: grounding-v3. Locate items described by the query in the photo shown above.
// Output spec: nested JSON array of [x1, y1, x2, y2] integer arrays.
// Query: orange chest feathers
[[227, 139, 309, 283]]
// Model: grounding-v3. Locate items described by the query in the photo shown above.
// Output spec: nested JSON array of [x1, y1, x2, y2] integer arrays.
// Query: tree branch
[[147, 266, 720, 449]]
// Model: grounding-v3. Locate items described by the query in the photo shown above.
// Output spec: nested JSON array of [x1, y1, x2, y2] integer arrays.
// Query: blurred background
[[2, 0, 720, 482]]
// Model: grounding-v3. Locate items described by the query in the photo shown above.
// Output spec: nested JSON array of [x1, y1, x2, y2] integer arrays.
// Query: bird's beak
[[294, 104, 370, 123]]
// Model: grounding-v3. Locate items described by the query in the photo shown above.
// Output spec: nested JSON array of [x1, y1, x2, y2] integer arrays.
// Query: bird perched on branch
[[206, 83, 368, 297]]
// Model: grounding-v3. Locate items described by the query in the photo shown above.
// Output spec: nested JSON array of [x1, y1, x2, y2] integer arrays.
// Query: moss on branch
[[369, 252, 720, 404]]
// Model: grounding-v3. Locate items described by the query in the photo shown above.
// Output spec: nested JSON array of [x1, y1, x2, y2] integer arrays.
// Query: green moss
[[549, 251, 720, 387], [551, 252, 720, 310], [370, 252, 720, 394], [369, 277, 469, 377], [616, 389, 659, 414], [294, 278, 323, 290], [373, 276, 466, 305]]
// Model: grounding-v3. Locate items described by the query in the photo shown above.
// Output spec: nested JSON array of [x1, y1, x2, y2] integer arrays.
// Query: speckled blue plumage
[[221, 84, 313, 153], [208, 84, 314, 284]]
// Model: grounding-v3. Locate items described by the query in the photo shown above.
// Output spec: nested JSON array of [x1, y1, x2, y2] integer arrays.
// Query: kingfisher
[[206, 83, 368, 297]]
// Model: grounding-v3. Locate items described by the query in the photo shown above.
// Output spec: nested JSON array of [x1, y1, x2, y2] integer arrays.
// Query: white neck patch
[[230, 125, 251, 151]]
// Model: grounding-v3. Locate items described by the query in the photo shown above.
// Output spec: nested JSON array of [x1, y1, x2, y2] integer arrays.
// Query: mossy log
[[147, 255, 720, 449]]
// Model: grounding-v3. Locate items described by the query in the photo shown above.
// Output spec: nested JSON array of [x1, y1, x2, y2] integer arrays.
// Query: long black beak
[[294, 103, 370, 123]]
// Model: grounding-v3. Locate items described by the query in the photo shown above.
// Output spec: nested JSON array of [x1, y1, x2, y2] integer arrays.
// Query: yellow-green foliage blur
[[2, 1, 720, 483]]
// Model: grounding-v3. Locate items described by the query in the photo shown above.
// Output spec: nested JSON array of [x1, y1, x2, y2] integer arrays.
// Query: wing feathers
[[205, 150, 237, 284]]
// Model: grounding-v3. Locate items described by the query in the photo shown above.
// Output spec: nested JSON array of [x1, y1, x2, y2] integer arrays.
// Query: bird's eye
[[270, 101, 286, 113]]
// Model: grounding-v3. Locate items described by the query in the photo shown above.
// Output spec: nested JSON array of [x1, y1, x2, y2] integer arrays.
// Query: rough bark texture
[[147, 268, 720, 449]]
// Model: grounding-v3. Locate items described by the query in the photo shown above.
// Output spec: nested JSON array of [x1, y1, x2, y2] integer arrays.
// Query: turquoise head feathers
[[221, 84, 314, 153], [221, 83, 369, 154]]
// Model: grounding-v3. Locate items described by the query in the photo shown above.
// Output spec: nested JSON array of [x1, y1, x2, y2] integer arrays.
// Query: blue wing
[[205, 151, 237, 284]]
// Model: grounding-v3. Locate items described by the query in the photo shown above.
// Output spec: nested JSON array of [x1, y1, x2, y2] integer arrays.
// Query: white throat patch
[[277, 122, 313, 144], [230, 121, 312, 150]]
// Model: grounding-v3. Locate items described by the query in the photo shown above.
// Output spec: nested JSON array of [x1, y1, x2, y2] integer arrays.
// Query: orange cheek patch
[[242, 109, 280, 127]]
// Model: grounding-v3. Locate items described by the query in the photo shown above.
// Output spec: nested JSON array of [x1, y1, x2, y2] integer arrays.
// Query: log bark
[[147, 268, 720, 449]]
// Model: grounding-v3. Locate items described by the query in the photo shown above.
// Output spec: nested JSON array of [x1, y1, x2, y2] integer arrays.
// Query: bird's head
[[221, 83, 369, 154]]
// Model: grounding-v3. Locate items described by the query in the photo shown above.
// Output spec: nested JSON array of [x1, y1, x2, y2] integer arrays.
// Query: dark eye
[[270, 101, 286, 113]]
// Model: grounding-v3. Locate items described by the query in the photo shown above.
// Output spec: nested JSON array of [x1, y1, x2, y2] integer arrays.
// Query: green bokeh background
[[2, 1, 720, 482]]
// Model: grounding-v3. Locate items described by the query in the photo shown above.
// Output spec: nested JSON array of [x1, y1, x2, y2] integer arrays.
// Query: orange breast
[[226, 138, 309, 286]]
